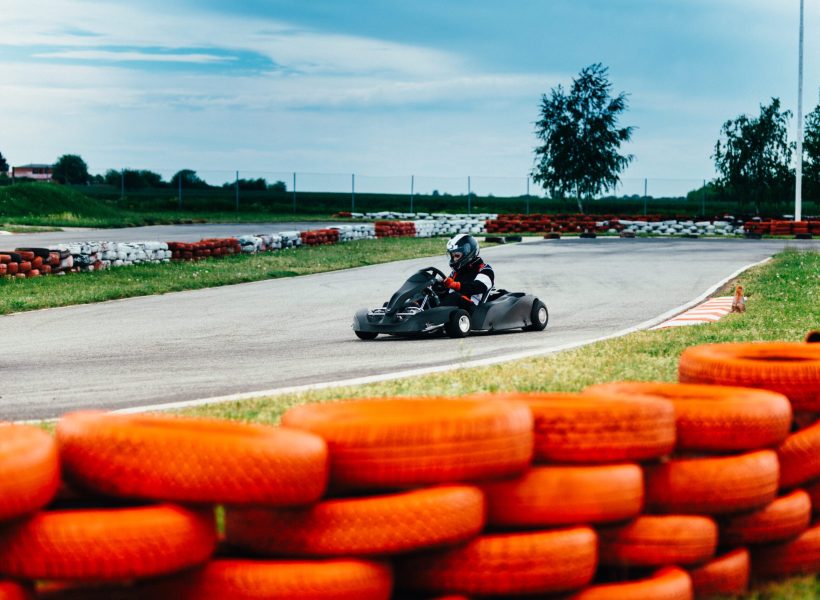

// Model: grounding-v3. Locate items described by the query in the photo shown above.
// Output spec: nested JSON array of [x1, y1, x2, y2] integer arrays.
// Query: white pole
[[795, 0, 805, 222]]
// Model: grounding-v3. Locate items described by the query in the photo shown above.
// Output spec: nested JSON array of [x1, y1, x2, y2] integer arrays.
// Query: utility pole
[[795, 0, 805, 222]]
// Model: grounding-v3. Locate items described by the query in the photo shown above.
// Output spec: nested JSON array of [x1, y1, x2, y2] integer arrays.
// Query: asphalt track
[[2, 235, 817, 421]]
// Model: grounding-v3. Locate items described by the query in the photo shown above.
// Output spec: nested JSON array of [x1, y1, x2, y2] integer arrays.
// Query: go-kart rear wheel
[[525, 300, 549, 331], [355, 330, 378, 340], [445, 310, 472, 338]]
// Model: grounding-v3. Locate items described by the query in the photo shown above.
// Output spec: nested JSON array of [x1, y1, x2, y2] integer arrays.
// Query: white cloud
[[33, 50, 236, 64]]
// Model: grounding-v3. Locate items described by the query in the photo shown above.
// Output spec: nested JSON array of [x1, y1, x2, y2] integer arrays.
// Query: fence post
[[235, 170, 239, 211], [120, 168, 125, 200], [526, 176, 530, 215], [410, 175, 415, 213], [643, 178, 648, 216], [351, 173, 355, 212], [701, 179, 706, 216], [292, 172, 296, 214], [467, 176, 472, 215]]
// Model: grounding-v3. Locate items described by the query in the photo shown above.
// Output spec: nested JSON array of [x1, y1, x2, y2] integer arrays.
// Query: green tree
[[713, 98, 793, 213], [53, 154, 90, 185], [170, 169, 208, 189], [532, 63, 634, 213], [0, 151, 8, 174], [802, 104, 820, 199], [268, 180, 287, 193]]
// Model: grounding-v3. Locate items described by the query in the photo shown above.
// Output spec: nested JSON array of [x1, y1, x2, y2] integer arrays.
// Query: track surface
[[2, 237, 817, 420]]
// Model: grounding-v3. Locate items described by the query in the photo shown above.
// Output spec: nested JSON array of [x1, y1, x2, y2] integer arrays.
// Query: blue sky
[[0, 0, 817, 196]]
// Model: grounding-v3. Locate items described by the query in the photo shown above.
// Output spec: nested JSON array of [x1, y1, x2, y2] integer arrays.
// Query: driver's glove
[[443, 277, 461, 291]]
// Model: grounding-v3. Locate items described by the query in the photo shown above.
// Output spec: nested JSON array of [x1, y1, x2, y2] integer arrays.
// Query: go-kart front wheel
[[445, 309, 472, 338], [524, 300, 549, 331], [354, 330, 378, 340]]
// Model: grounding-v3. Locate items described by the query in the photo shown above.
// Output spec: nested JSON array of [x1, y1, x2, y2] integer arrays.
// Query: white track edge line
[[99, 255, 772, 417]]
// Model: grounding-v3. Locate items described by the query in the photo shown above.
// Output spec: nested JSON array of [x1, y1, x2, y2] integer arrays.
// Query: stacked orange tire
[[688, 548, 750, 598], [678, 342, 820, 411], [776, 420, 820, 488], [583, 382, 792, 451], [57, 411, 328, 505], [397, 527, 597, 596], [466, 391, 675, 463], [225, 486, 485, 556], [481, 464, 643, 527], [0, 504, 216, 581], [566, 567, 693, 600], [643, 450, 779, 515], [0, 424, 60, 522], [280, 398, 533, 489], [720, 489, 811, 545], [141, 559, 393, 600], [751, 522, 820, 578], [598, 515, 717, 567], [0, 582, 31, 600]]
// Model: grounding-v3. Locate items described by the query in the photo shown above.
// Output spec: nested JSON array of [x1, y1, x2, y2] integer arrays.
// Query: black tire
[[355, 330, 378, 340], [446, 309, 472, 338], [525, 300, 548, 331]]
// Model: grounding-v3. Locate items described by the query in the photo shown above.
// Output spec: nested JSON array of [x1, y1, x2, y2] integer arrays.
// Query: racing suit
[[440, 259, 495, 312]]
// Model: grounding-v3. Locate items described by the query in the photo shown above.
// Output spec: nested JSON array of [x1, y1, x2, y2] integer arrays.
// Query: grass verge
[[0, 237, 446, 315], [177, 248, 819, 600]]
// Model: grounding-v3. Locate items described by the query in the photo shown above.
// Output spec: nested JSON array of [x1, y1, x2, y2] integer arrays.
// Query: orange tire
[[57, 411, 328, 505], [467, 392, 675, 463], [598, 515, 717, 567], [397, 527, 597, 596], [678, 342, 820, 411], [482, 464, 643, 527], [0, 582, 32, 600], [720, 489, 811, 545], [777, 420, 820, 488], [145, 559, 393, 600], [644, 450, 779, 515], [0, 423, 60, 522], [566, 567, 693, 600], [280, 398, 533, 489], [751, 522, 820, 578], [0, 504, 216, 581], [225, 486, 485, 556], [688, 548, 750, 599], [583, 382, 792, 452]]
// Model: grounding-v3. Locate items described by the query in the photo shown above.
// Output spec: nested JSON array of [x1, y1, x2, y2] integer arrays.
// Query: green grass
[[175, 248, 819, 600], [0, 237, 447, 315]]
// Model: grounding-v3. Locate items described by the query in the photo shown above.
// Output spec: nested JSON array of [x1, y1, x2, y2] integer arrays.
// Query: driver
[[440, 234, 495, 312]]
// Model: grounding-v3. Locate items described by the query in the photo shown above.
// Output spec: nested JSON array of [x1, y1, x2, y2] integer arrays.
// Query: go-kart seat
[[484, 288, 508, 303]]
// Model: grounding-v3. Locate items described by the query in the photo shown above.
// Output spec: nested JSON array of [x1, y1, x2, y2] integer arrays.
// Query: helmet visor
[[448, 250, 464, 263]]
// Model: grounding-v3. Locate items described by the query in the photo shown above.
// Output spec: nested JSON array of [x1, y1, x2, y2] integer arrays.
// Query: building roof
[[14, 164, 53, 169]]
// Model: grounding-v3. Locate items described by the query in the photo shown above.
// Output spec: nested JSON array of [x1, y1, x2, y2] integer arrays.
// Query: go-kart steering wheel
[[422, 266, 447, 281], [421, 267, 448, 295]]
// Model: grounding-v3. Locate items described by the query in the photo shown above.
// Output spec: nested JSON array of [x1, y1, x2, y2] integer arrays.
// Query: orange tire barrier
[[583, 382, 792, 452], [280, 398, 533, 489], [688, 548, 750, 599], [396, 527, 597, 596], [140, 559, 393, 600], [720, 489, 811, 545], [0, 424, 60, 523], [751, 522, 820, 578], [598, 515, 718, 567], [467, 391, 675, 463], [678, 342, 820, 411], [644, 450, 779, 515], [0, 504, 216, 581], [776, 419, 820, 488], [0, 581, 31, 600], [224, 486, 485, 556], [566, 567, 693, 600], [57, 411, 328, 505], [481, 463, 643, 527]]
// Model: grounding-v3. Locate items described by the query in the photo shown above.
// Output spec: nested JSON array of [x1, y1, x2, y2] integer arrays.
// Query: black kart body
[[352, 267, 548, 339]]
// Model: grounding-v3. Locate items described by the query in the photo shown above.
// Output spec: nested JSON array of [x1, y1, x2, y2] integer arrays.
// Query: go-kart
[[352, 266, 548, 340]]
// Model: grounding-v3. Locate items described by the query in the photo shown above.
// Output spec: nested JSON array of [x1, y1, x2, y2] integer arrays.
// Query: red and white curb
[[651, 297, 735, 329]]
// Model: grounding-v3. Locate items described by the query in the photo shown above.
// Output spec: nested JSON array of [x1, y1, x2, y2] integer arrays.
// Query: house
[[12, 163, 53, 181]]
